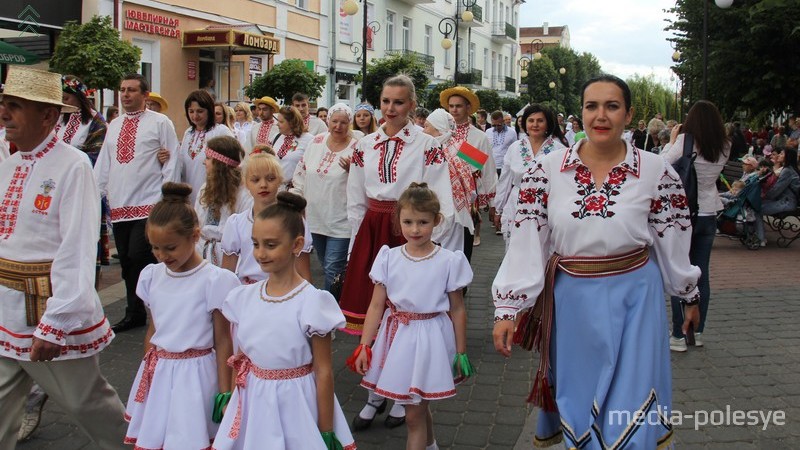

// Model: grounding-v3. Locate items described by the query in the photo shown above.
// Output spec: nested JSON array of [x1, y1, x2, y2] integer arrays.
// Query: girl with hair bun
[[349, 182, 473, 450], [195, 136, 253, 265], [213, 192, 356, 450], [124, 182, 240, 450]]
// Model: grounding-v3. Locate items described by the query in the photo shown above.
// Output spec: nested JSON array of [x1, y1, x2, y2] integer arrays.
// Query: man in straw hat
[[439, 85, 497, 253], [144, 92, 168, 113], [248, 95, 280, 153], [95, 73, 179, 333], [0, 66, 128, 449]]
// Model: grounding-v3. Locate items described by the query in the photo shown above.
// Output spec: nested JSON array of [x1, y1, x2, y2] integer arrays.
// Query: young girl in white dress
[[220, 152, 312, 284], [349, 183, 474, 450], [212, 192, 356, 450], [195, 136, 253, 266], [124, 182, 240, 450]]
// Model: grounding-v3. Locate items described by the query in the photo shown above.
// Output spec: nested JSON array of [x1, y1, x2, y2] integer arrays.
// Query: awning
[[0, 40, 40, 65], [182, 28, 280, 55]]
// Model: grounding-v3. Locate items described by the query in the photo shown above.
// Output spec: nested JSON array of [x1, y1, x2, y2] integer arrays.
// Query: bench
[[764, 207, 800, 248]]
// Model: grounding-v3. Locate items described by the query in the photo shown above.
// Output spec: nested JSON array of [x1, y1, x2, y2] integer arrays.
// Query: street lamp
[[554, 67, 565, 113], [702, 0, 734, 99], [518, 39, 543, 102], [343, 0, 380, 101], [439, 0, 477, 86]]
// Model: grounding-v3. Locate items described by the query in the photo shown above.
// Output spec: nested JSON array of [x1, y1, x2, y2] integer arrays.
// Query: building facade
[[329, 0, 523, 108]]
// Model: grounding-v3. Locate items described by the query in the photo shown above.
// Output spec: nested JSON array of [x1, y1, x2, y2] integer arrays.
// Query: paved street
[[16, 217, 800, 449]]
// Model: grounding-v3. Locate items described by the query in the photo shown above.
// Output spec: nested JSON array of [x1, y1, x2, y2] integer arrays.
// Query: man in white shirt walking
[[485, 110, 517, 176], [292, 92, 328, 136]]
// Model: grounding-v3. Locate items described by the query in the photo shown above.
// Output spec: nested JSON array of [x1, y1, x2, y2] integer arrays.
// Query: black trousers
[[112, 219, 156, 321], [463, 226, 474, 263]]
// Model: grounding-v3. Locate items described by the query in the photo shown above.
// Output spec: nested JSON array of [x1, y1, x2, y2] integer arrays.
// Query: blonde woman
[[233, 101, 254, 148]]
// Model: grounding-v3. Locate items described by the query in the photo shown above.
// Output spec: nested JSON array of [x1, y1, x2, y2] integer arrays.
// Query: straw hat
[[147, 92, 169, 112], [254, 96, 280, 113], [0, 66, 77, 113], [439, 86, 480, 113]]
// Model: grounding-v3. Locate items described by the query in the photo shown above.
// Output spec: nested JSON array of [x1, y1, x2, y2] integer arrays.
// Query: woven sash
[[0, 257, 53, 326]]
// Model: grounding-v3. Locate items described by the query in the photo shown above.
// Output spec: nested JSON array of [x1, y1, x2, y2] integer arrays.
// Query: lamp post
[[439, 0, 476, 86], [518, 39, 542, 103], [343, 0, 380, 101], [671, 47, 682, 120], [702, 0, 734, 99], [555, 67, 565, 113]]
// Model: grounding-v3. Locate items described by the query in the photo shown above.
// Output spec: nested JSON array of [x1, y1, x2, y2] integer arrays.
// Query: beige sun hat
[[0, 66, 78, 113]]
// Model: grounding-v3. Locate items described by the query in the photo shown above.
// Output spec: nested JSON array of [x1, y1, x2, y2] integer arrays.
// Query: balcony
[[505, 76, 516, 93], [385, 49, 435, 77], [459, 4, 483, 28], [491, 21, 517, 43], [455, 69, 483, 87], [397, 0, 434, 4]]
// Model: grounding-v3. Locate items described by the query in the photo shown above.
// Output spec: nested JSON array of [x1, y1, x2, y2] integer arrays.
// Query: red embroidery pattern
[[111, 205, 154, 222], [226, 353, 313, 439], [316, 150, 337, 177], [255, 119, 274, 144], [277, 135, 296, 158], [116, 111, 143, 164], [0, 325, 113, 357], [187, 129, 207, 160], [61, 113, 82, 145], [36, 323, 65, 342], [452, 122, 471, 146], [424, 145, 446, 166], [570, 165, 626, 219], [361, 380, 458, 401], [135, 347, 213, 403], [125, 436, 212, 450], [649, 168, 693, 235], [375, 137, 404, 184], [445, 146, 476, 213], [351, 148, 365, 168], [0, 135, 57, 239], [514, 165, 549, 231], [477, 192, 495, 208], [379, 300, 439, 368]]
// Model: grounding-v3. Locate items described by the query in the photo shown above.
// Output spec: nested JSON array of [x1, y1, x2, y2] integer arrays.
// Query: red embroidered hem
[[124, 435, 212, 450], [0, 319, 112, 357], [360, 380, 458, 402], [111, 205, 153, 222]]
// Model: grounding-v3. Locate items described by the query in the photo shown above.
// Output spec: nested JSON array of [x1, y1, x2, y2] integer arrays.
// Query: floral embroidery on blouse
[[570, 165, 628, 219], [424, 145, 446, 166], [648, 168, 693, 236], [187, 129, 207, 160], [514, 164, 549, 231]]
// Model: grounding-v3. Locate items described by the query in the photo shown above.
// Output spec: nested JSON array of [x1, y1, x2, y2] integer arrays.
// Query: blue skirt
[[541, 258, 673, 449]]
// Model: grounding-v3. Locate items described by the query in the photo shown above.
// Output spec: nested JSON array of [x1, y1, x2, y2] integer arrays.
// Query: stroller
[[716, 176, 762, 249]]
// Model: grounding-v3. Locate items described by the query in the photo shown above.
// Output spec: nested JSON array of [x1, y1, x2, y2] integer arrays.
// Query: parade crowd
[[3, 63, 794, 450]]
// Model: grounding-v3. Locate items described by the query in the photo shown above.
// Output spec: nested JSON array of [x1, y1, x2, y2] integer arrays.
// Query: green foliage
[[422, 80, 455, 111], [475, 90, 502, 114], [666, 0, 800, 118], [627, 74, 679, 124], [520, 48, 602, 117], [49, 15, 141, 91], [359, 53, 430, 107], [501, 96, 526, 116], [244, 59, 326, 104]]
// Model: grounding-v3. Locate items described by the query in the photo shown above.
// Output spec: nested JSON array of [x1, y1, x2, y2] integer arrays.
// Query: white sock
[[425, 441, 439, 450], [358, 392, 385, 420], [388, 402, 406, 418]]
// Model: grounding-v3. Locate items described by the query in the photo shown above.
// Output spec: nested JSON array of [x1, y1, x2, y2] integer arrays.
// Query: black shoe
[[384, 414, 406, 429], [351, 399, 387, 431], [111, 316, 146, 333]]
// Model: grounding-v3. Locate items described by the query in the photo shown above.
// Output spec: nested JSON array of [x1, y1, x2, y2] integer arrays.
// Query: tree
[[666, 0, 800, 118], [50, 15, 141, 101], [501, 96, 526, 117], [360, 53, 429, 107], [422, 80, 454, 111], [244, 59, 326, 104], [520, 48, 602, 117], [475, 90, 502, 114], [627, 74, 679, 124]]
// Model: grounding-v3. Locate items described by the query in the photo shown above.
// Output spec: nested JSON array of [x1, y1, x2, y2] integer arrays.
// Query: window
[[386, 11, 395, 50], [337, 84, 352, 101], [297, 0, 307, 9], [402, 17, 412, 51], [424, 25, 432, 55], [469, 42, 476, 69], [483, 48, 489, 78]]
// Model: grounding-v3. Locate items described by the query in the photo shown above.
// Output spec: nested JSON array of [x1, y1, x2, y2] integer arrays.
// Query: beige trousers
[[0, 354, 127, 450]]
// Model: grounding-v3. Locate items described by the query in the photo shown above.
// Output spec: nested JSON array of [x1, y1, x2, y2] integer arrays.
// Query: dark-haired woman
[[493, 75, 700, 449], [661, 100, 730, 352], [756, 147, 800, 246], [179, 90, 235, 205], [491, 104, 565, 247], [273, 105, 314, 190]]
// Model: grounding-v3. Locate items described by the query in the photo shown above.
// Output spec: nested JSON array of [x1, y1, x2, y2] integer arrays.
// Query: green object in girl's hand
[[321, 431, 344, 450], [212, 391, 232, 423], [452, 353, 476, 378]]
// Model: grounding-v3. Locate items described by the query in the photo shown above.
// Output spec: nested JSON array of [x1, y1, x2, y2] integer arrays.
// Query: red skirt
[[340, 199, 406, 335]]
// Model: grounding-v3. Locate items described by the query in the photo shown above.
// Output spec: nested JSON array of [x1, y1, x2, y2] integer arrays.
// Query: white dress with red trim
[[220, 209, 313, 284], [361, 245, 472, 404], [213, 281, 356, 450], [290, 133, 357, 238], [125, 262, 240, 450], [0, 133, 112, 360], [195, 186, 254, 266], [273, 132, 313, 190], [179, 124, 236, 205], [95, 109, 180, 223]]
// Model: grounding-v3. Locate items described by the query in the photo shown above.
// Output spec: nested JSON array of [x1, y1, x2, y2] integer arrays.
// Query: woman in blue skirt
[[492, 75, 700, 450]]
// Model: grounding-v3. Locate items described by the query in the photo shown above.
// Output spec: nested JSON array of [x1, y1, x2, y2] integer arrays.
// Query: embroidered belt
[[526, 247, 650, 411], [381, 300, 440, 368], [0, 258, 53, 326], [227, 353, 313, 439], [135, 347, 212, 403], [367, 198, 397, 214]]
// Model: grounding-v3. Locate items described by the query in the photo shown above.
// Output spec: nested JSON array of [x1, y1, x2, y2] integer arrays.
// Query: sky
[[519, 0, 679, 86]]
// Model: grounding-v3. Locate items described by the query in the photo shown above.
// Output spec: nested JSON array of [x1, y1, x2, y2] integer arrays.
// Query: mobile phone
[[685, 323, 695, 346]]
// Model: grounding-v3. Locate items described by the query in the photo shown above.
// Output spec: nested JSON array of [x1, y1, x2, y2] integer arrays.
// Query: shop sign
[[187, 61, 197, 80], [237, 32, 280, 53], [124, 9, 181, 39], [249, 57, 262, 72]]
